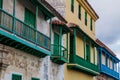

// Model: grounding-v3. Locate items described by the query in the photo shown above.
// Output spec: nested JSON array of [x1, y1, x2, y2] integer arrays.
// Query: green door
[[32, 78, 40, 80], [54, 33, 59, 55], [86, 44, 90, 62], [24, 8, 36, 41], [12, 74, 22, 80]]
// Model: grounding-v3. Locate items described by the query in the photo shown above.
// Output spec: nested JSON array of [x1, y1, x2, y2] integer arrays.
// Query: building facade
[[0, 0, 70, 80], [96, 39, 119, 80], [46, 0, 100, 80]]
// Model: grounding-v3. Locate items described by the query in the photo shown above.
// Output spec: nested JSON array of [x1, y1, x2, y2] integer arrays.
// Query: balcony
[[68, 54, 99, 75], [100, 64, 119, 80], [51, 44, 68, 64], [0, 9, 51, 57]]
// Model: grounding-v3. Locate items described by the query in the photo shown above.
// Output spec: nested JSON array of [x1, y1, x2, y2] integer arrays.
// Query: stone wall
[[45, 0, 66, 18], [0, 44, 64, 80]]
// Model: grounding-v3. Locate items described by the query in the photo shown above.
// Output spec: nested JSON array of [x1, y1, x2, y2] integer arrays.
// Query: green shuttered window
[[90, 17, 92, 31], [12, 74, 22, 80], [78, 5, 81, 19], [25, 8, 36, 28], [85, 12, 87, 25], [71, 0, 74, 12], [0, 0, 2, 8], [32, 78, 40, 80], [86, 44, 90, 62]]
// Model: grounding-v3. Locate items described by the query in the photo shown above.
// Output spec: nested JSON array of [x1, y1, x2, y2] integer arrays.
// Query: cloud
[[88, 0, 120, 57]]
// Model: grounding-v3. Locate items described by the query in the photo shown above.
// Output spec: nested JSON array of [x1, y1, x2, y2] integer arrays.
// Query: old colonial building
[[46, 0, 100, 80], [96, 39, 119, 80], [0, 0, 70, 80]]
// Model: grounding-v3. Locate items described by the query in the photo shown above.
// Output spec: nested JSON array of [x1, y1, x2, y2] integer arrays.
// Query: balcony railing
[[0, 9, 50, 56], [68, 54, 99, 75], [51, 44, 68, 64], [101, 64, 119, 79]]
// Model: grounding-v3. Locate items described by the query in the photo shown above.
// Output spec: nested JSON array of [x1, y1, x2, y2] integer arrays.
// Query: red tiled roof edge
[[96, 39, 116, 56], [40, 0, 67, 23]]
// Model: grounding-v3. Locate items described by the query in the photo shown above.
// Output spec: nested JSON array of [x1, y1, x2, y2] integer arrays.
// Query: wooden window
[[54, 33, 60, 54], [0, 0, 2, 8], [86, 44, 90, 62], [90, 17, 93, 31], [85, 12, 87, 25], [78, 5, 81, 19], [24, 8, 36, 28], [12, 74, 22, 80], [32, 78, 40, 80], [71, 0, 74, 12]]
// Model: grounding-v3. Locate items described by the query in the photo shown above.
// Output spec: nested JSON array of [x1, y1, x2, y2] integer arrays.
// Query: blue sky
[[87, 0, 120, 58]]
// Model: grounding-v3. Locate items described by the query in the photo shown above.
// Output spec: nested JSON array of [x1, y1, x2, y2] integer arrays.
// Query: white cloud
[[88, 0, 120, 58]]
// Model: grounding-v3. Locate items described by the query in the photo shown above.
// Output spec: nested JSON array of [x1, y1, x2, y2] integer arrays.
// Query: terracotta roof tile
[[40, 0, 67, 23], [96, 39, 116, 56]]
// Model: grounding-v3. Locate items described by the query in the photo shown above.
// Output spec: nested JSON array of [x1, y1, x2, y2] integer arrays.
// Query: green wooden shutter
[[12, 74, 22, 80], [90, 17, 92, 31], [85, 12, 87, 25], [86, 44, 90, 62], [32, 78, 40, 80], [71, 0, 74, 12], [0, 0, 2, 8], [78, 5, 81, 19], [54, 33, 60, 55], [24, 8, 35, 28]]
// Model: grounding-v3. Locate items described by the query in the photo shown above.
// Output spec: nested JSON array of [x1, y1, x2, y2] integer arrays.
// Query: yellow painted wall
[[64, 64, 94, 80], [64, 0, 98, 80], [65, 0, 96, 40], [76, 35, 84, 58]]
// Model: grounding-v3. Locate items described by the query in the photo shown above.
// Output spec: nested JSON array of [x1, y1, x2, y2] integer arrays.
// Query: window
[[32, 78, 40, 80], [78, 5, 81, 19], [85, 12, 87, 25], [90, 17, 92, 31], [24, 8, 36, 28], [86, 44, 90, 62], [71, 0, 74, 12], [12, 74, 22, 80], [0, 0, 2, 8]]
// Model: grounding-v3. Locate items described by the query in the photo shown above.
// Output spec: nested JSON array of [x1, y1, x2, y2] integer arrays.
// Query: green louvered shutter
[[32, 78, 40, 80], [54, 33, 60, 55], [12, 74, 22, 80], [25, 8, 35, 28], [0, 0, 2, 8]]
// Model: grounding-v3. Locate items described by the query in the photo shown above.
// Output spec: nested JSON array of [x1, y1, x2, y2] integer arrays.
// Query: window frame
[[24, 8, 36, 28], [90, 17, 93, 31], [12, 74, 22, 80], [71, 0, 74, 13], [85, 11, 87, 26], [78, 5, 81, 20], [31, 77, 40, 80]]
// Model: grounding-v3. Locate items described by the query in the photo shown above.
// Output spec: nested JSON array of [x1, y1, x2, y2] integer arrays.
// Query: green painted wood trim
[[60, 27, 62, 57], [73, 28, 76, 54], [0, 29, 51, 55], [35, 6, 38, 43], [84, 37, 86, 60], [94, 45, 95, 64], [13, 0, 16, 33], [0, 0, 3, 8], [31, 77, 40, 80], [50, 18, 52, 39], [66, 33, 68, 55]]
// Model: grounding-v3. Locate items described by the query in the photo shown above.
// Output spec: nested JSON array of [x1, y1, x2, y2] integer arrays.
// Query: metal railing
[[0, 9, 50, 50]]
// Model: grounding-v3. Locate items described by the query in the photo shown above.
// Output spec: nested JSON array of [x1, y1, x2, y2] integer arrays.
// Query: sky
[[87, 0, 120, 58]]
